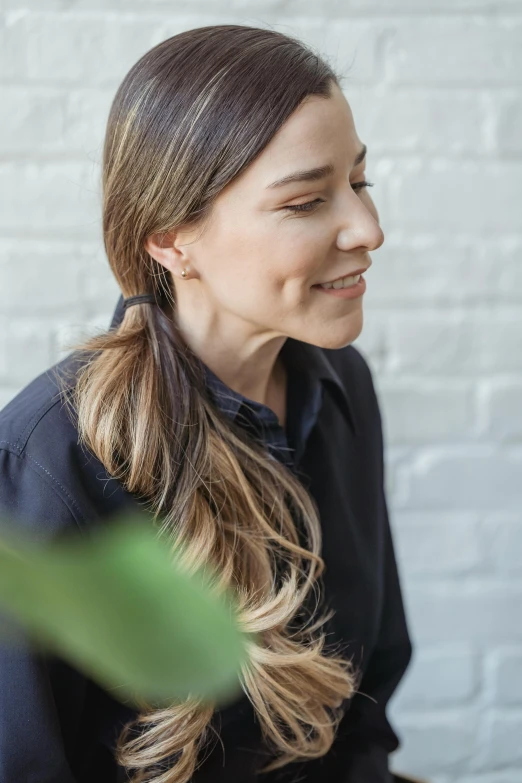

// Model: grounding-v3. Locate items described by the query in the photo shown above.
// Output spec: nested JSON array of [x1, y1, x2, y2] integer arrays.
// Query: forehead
[[266, 84, 357, 160], [226, 84, 361, 198]]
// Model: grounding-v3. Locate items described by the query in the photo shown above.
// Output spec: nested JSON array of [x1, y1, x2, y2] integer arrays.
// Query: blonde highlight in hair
[[57, 24, 360, 782]]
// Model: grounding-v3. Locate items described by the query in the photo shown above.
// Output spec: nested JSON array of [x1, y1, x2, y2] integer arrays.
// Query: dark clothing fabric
[[0, 295, 413, 782]]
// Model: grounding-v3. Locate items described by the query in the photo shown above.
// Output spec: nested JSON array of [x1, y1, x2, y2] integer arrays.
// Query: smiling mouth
[[314, 264, 370, 287]]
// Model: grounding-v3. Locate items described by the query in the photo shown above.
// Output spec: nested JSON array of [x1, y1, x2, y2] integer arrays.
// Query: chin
[[308, 311, 364, 350]]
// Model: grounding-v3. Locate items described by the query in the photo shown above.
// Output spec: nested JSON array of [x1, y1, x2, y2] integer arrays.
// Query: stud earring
[[181, 269, 187, 278]]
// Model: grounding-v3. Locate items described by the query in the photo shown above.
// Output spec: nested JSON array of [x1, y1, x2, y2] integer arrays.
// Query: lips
[[314, 264, 370, 286]]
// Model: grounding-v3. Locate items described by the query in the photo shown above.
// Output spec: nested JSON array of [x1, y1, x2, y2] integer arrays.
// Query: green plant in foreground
[[0, 512, 252, 710]]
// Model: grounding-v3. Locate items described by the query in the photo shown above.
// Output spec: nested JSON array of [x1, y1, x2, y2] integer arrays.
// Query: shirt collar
[[109, 294, 356, 435], [278, 336, 356, 436]]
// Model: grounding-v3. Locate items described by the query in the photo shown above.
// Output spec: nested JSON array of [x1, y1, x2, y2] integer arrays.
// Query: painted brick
[[387, 311, 522, 375], [0, 12, 28, 79], [377, 380, 476, 443], [0, 86, 64, 151], [0, 162, 100, 234], [0, 240, 84, 313], [387, 709, 478, 775], [25, 13, 168, 86], [481, 514, 522, 576], [364, 234, 499, 306], [397, 449, 522, 510], [480, 382, 522, 442], [384, 18, 522, 85], [0, 317, 54, 386], [349, 87, 488, 154], [390, 645, 480, 708], [402, 580, 522, 646], [496, 92, 522, 153], [485, 647, 522, 706], [381, 159, 522, 233], [392, 511, 483, 575], [479, 710, 522, 769]]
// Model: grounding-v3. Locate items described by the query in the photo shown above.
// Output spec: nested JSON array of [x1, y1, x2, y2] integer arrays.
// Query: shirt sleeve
[[0, 447, 83, 783], [334, 374, 413, 782]]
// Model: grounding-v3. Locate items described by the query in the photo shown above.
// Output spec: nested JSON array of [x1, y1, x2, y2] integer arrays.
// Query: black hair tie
[[122, 294, 158, 310]]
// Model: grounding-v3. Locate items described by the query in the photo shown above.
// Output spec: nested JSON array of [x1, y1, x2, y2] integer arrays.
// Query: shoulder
[[0, 352, 137, 542], [0, 351, 83, 471]]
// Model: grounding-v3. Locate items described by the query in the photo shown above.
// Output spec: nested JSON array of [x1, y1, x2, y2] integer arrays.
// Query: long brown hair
[[57, 24, 359, 782]]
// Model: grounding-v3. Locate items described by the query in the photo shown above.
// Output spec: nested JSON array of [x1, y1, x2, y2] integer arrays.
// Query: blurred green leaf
[[0, 513, 251, 709]]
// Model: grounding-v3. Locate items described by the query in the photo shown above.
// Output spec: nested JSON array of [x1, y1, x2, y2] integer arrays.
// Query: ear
[[144, 229, 190, 277]]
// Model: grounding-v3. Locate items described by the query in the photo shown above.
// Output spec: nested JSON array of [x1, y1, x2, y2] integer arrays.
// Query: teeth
[[319, 274, 361, 290]]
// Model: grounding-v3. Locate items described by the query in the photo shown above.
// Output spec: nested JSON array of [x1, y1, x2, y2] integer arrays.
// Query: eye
[[284, 181, 375, 213], [284, 198, 325, 213], [353, 180, 374, 192]]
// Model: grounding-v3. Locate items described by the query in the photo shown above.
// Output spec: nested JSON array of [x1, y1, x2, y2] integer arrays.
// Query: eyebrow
[[266, 144, 367, 189]]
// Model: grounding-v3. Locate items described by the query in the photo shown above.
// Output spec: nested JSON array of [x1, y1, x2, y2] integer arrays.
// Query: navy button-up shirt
[[0, 294, 412, 782]]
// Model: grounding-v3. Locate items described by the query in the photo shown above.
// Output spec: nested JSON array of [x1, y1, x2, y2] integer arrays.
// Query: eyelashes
[[284, 181, 375, 213]]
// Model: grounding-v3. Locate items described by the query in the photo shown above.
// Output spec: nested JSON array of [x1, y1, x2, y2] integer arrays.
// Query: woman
[[0, 24, 413, 783]]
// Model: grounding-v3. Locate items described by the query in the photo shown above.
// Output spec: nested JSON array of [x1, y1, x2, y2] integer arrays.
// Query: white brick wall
[[1, 3, 521, 780]]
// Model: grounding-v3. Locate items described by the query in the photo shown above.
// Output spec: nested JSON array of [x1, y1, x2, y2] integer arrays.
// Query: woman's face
[[164, 81, 384, 352]]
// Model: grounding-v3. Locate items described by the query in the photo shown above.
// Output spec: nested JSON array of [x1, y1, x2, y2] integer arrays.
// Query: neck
[[173, 294, 287, 424]]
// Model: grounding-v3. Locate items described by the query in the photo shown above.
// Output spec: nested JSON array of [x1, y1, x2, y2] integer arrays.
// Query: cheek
[[208, 259, 277, 312], [274, 235, 326, 284], [202, 222, 324, 309]]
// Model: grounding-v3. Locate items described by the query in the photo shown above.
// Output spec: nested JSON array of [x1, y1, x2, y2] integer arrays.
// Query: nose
[[337, 190, 385, 253]]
